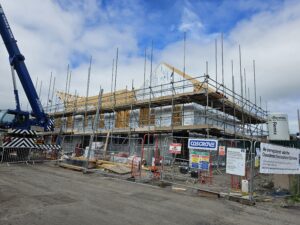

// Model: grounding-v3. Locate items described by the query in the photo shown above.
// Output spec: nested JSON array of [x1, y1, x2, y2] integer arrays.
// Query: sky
[[0, 0, 299, 133]]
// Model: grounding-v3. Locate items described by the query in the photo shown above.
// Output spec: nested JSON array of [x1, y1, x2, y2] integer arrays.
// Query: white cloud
[[178, 4, 203, 35], [0, 0, 141, 107]]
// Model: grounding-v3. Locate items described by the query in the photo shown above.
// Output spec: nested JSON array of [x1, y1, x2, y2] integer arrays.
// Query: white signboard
[[260, 143, 300, 174], [188, 139, 218, 151], [169, 143, 182, 154], [91, 142, 103, 149], [267, 114, 290, 141], [226, 147, 246, 176]]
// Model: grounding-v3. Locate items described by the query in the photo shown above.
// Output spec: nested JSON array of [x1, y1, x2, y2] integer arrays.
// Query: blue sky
[[54, 0, 286, 63], [0, 0, 299, 133]]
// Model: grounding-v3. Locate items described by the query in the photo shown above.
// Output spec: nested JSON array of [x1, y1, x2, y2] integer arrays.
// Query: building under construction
[[45, 62, 267, 152]]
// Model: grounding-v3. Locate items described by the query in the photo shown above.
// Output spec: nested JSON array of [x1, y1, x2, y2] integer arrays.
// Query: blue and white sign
[[188, 139, 218, 151]]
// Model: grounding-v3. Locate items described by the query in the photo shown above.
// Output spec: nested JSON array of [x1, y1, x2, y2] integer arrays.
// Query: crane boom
[[0, 4, 52, 131]]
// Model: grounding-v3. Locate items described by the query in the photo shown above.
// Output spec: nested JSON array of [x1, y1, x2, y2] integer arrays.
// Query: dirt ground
[[0, 163, 299, 225]]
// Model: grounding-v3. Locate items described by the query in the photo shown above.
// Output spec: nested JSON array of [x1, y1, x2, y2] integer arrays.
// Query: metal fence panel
[[0, 147, 59, 164], [58, 135, 146, 177], [160, 136, 255, 200], [1, 147, 31, 163]]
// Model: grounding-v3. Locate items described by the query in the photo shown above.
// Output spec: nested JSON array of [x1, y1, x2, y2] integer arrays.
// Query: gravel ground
[[0, 163, 299, 225]]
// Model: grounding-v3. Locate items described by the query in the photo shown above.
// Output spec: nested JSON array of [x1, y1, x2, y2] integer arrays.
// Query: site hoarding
[[226, 147, 246, 176], [260, 143, 300, 174]]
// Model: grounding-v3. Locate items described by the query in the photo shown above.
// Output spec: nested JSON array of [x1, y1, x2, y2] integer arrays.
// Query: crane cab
[[0, 109, 29, 129], [0, 110, 15, 128]]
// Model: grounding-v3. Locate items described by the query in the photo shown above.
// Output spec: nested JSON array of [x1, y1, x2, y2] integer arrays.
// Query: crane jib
[[0, 4, 51, 131], [0, 6, 15, 40]]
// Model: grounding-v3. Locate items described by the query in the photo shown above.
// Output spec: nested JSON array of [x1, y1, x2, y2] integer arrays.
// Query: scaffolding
[[46, 63, 267, 140]]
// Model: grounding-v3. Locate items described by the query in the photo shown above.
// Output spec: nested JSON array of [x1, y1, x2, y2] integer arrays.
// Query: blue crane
[[0, 4, 53, 131]]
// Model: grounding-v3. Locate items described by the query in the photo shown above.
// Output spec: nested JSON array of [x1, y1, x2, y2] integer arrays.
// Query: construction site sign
[[198, 152, 210, 170], [169, 143, 182, 154], [260, 143, 300, 174], [188, 139, 218, 151], [226, 148, 246, 176], [190, 150, 210, 170], [219, 146, 226, 156]]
